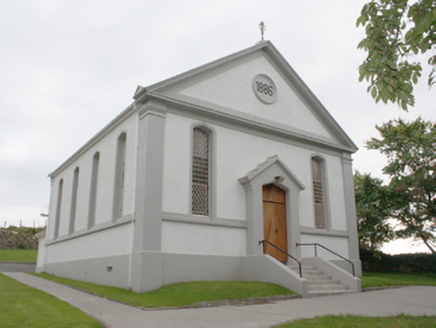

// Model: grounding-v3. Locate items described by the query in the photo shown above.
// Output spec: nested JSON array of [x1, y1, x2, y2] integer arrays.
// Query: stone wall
[[0, 229, 39, 249]]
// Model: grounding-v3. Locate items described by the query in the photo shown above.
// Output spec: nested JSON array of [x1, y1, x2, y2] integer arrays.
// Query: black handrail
[[258, 240, 303, 278], [296, 243, 355, 277]]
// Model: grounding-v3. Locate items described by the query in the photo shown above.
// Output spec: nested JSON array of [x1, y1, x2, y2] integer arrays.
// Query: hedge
[[360, 248, 436, 273]]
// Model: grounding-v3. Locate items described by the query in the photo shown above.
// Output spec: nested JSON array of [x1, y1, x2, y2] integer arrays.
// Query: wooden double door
[[262, 184, 288, 262]]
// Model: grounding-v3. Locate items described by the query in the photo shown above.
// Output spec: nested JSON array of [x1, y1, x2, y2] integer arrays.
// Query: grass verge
[[361, 272, 436, 288], [0, 273, 102, 328], [0, 249, 37, 263], [32, 273, 294, 308], [277, 314, 436, 327]]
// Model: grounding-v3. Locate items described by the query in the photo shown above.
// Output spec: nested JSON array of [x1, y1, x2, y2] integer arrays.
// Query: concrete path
[[4, 272, 436, 328], [0, 262, 35, 272]]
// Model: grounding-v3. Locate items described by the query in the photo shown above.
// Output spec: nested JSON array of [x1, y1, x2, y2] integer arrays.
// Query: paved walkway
[[4, 272, 436, 328]]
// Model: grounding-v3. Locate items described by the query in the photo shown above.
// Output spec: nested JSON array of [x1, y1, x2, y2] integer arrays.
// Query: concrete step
[[288, 264, 316, 271], [307, 279, 339, 285], [307, 289, 357, 298], [287, 263, 358, 297], [301, 271, 331, 280], [308, 284, 349, 291], [289, 267, 325, 276]]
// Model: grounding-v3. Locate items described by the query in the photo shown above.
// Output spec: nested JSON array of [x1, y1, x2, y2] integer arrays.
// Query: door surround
[[239, 155, 305, 258]]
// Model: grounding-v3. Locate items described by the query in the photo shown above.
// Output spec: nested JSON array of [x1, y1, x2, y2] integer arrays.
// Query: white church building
[[37, 41, 361, 297]]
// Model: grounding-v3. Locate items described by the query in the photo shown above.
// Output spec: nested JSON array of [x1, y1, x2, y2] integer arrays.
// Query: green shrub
[[360, 248, 436, 273]]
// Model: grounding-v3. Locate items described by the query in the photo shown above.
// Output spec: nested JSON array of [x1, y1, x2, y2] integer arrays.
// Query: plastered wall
[[161, 221, 246, 256], [47, 113, 138, 240], [161, 112, 348, 232], [299, 234, 350, 259], [45, 223, 132, 263], [179, 55, 332, 140]]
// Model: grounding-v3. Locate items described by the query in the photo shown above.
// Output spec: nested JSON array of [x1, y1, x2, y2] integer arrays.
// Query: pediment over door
[[239, 155, 304, 258]]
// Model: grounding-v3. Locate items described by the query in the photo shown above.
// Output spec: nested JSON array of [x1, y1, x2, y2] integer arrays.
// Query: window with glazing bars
[[312, 157, 326, 229], [192, 127, 210, 215]]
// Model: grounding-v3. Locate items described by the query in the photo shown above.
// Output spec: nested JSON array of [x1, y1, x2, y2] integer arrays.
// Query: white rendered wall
[[45, 223, 132, 263], [161, 221, 246, 256], [179, 55, 332, 140], [325, 155, 348, 231], [162, 114, 191, 215], [161, 113, 348, 232], [299, 234, 350, 259], [46, 112, 138, 240]]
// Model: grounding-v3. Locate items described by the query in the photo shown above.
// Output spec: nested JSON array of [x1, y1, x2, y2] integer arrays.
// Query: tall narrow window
[[54, 179, 63, 239], [69, 167, 79, 235], [113, 133, 126, 221], [192, 127, 210, 216], [88, 152, 99, 229], [312, 157, 326, 229]]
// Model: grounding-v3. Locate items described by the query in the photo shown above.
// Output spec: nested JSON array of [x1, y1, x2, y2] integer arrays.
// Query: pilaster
[[130, 99, 166, 291], [341, 152, 361, 273]]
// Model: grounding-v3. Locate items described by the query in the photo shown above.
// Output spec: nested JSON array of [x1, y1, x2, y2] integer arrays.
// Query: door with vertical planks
[[262, 184, 288, 262]]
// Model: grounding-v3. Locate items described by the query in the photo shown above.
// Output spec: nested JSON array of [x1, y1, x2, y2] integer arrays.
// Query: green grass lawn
[[32, 273, 294, 308], [277, 314, 436, 327], [10, 271, 436, 327], [33, 271, 436, 309], [0, 273, 102, 328], [0, 249, 38, 263], [361, 272, 436, 288]]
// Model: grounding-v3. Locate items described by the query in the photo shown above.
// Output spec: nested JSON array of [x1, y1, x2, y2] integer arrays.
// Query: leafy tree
[[357, 0, 435, 110], [354, 171, 396, 251], [366, 117, 436, 253]]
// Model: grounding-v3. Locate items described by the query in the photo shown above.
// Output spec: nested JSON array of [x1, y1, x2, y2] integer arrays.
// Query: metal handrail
[[296, 243, 355, 277], [258, 240, 303, 278]]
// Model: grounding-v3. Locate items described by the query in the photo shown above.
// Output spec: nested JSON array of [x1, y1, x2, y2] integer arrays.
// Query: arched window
[[113, 133, 126, 221], [54, 179, 63, 239], [311, 157, 326, 229], [88, 152, 99, 229], [69, 167, 79, 235], [192, 127, 210, 216]]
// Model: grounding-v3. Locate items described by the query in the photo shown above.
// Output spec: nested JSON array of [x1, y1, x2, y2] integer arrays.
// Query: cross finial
[[259, 21, 266, 41]]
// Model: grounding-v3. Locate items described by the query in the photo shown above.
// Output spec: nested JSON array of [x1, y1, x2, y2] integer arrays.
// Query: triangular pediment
[[239, 155, 305, 191], [136, 41, 357, 152]]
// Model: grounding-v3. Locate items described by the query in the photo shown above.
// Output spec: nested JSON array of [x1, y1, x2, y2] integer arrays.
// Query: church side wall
[[40, 112, 138, 287], [46, 113, 137, 242], [45, 223, 132, 263]]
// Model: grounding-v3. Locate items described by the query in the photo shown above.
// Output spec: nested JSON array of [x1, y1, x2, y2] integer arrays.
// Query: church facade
[[37, 41, 361, 296]]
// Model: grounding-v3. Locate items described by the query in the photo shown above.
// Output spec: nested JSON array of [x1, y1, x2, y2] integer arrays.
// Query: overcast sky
[[0, 1, 434, 253]]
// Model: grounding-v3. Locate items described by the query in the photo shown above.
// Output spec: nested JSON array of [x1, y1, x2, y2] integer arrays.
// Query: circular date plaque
[[252, 74, 277, 104]]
